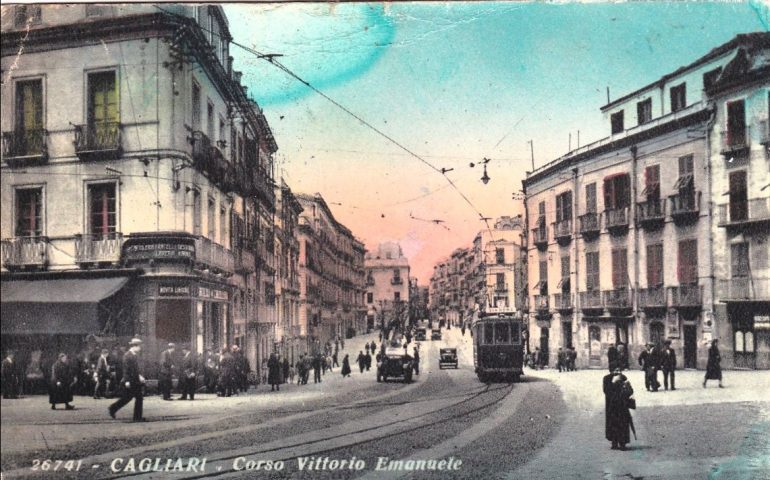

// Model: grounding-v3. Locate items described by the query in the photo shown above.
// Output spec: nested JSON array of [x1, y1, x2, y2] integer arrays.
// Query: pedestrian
[[357, 351, 366, 373], [661, 340, 676, 391], [1, 350, 20, 399], [267, 353, 281, 391], [296, 355, 305, 385], [282, 356, 290, 384], [341, 354, 352, 378], [179, 345, 197, 400], [607, 344, 619, 372], [617, 343, 629, 371], [568, 346, 577, 371], [703, 339, 724, 388], [204, 351, 218, 393], [370, 341, 377, 355], [218, 348, 236, 397], [289, 364, 296, 384], [302, 355, 311, 384], [231, 345, 247, 393], [461, 323, 466, 336], [49, 353, 75, 410], [413, 347, 420, 375], [532, 347, 540, 370], [603, 367, 635, 451], [93, 349, 110, 399], [313, 353, 322, 383], [158, 343, 176, 401], [109, 338, 145, 421], [557, 347, 566, 372], [638, 343, 660, 392], [332, 350, 339, 368], [365, 350, 372, 371]]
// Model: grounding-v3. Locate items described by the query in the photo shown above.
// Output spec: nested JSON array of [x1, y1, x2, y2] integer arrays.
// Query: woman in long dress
[[603, 367, 634, 450], [703, 339, 723, 388], [341, 354, 351, 378], [49, 353, 75, 410]]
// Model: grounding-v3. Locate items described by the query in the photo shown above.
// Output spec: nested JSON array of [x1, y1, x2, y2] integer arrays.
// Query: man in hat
[[93, 348, 111, 399], [661, 340, 677, 391], [638, 343, 660, 392], [158, 343, 176, 401], [109, 338, 145, 421], [1, 350, 20, 399], [179, 345, 197, 400]]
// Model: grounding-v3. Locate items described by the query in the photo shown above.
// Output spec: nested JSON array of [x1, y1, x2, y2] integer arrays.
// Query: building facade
[[1, 4, 279, 373], [364, 242, 410, 331], [523, 32, 769, 370], [296, 193, 366, 350], [274, 180, 303, 366]]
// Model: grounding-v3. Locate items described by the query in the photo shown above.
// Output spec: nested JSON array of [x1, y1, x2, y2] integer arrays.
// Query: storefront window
[[734, 330, 744, 352]]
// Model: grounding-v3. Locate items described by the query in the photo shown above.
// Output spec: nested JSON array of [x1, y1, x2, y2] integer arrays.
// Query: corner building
[[523, 33, 769, 370], [1, 5, 279, 372]]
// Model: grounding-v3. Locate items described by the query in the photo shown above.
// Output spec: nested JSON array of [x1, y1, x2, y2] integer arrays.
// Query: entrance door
[[563, 322, 573, 349], [156, 299, 192, 344], [589, 325, 601, 367], [683, 324, 697, 369], [540, 327, 550, 366]]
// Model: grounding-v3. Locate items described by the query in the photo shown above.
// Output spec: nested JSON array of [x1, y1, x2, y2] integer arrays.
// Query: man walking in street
[[413, 346, 420, 375], [93, 349, 110, 399], [638, 343, 660, 392], [158, 343, 176, 401], [357, 351, 366, 373], [313, 353, 322, 383], [179, 345, 197, 400], [109, 338, 145, 422], [661, 340, 676, 391]]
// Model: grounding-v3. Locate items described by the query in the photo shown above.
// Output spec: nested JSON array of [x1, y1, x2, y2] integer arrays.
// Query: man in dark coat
[[312, 353, 322, 383], [603, 367, 633, 450], [158, 343, 176, 400], [703, 339, 723, 388], [413, 347, 420, 375], [179, 345, 197, 400], [218, 348, 236, 397], [557, 347, 566, 372], [49, 353, 75, 410], [607, 344, 619, 372], [660, 340, 677, 391], [568, 346, 577, 371], [267, 353, 281, 391], [357, 351, 366, 373], [282, 356, 290, 384], [341, 354, 351, 377], [94, 349, 111, 399], [638, 343, 660, 392], [1, 351, 20, 399], [109, 338, 145, 421], [364, 351, 372, 371]]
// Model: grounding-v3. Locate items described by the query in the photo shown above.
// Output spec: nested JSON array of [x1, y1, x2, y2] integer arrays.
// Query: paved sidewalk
[[509, 367, 770, 479]]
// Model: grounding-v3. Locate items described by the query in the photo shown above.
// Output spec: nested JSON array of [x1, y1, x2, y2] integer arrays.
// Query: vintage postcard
[[1, 1, 769, 479]]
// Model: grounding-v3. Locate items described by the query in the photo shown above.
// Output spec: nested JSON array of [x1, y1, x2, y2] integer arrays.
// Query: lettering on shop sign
[[755, 315, 770, 330], [124, 243, 194, 262], [159, 285, 191, 296]]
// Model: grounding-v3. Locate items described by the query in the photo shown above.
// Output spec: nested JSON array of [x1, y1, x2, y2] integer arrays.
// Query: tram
[[472, 308, 525, 382]]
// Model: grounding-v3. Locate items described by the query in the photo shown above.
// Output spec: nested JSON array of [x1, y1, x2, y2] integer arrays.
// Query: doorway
[[683, 324, 697, 369], [589, 325, 601, 367], [539, 327, 550, 366], [562, 322, 573, 349]]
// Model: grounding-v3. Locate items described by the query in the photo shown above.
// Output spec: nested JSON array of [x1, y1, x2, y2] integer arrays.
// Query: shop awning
[[1, 277, 130, 334]]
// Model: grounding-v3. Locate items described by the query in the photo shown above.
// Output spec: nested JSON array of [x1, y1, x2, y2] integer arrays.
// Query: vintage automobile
[[431, 328, 442, 341], [439, 348, 458, 369], [377, 347, 414, 383], [415, 328, 427, 341]]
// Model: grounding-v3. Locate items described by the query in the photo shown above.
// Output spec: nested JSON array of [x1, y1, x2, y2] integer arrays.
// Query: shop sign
[[159, 285, 191, 296], [124, 242, 194, 262], [198, 287, 211, 298], [212, 289, 229, 300], [755, 315, 770, 330], [196, 286, 228, 300]]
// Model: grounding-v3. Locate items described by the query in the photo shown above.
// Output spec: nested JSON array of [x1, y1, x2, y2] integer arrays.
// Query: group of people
[[555, 346, 578, 372]]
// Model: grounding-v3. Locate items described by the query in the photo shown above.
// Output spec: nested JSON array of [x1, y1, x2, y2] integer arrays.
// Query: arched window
[[734, 330, 745, 353]]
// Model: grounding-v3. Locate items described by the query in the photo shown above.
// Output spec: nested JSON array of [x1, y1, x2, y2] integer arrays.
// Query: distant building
[[365, 242, 410, 331], [274, 180, 303, 365]]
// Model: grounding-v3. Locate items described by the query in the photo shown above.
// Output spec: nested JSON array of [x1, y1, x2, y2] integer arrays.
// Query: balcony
[[1, 236, 48, 270], [718, 278, 770, 302], [759, 119, 770, 147], [74, 233, 123, 266], [74, 122, 122, 160], [668, 285, 702, 308], [638, 286, 666, 310], [234, 248, 255, 274], [636, 198, 665, 230], [553, 219, 572, 245], [494, 282, 508, 293], [553, 292, 573, 312], [720, 127, 750, 158], [579, 290, 603, 315], [669, 191, 700, 224], [578, 212, 600, 240], [190, 131, 235, 191], [2, 129, 48, 167], [605, 207, 629, 235], [532, 225, 548, 250], [603, 288, 632, 312], [390, 277, 403, 285], [534, 294, 551, 319], [716, 198, 770, 231], [194, 236, 234, 275]]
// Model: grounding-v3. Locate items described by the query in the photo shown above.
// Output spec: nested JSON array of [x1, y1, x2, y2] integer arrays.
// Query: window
[[726, 100, 747, 147], [559, 255, 570, 292], [496, 273, 505, 289], [555, 191, 572, 223], [483, 323, 494, 345], [494, 323, 510, 344], [192, 190, 202, 235], [367, 292, 373, 304], [673, 155, 694, 190], [219, 204, 227, 246], [14, 79, 44, 155], [678, 239, 698, 284], [728, 170, 748, 222], [207, 198, 216, 240], [495, 248, 505, 265], [394, 292, 401, 302], [731, 243, 750, 278], [585, 183, 597, 213], [637, 98, 652, 124], [611, 248, 628, 288], [670, 83, 686, 112], [735, 331, 754, 354], [538, 260, 548, 295], [703, 67, 722, 91], [586, 251, 599, 291], [611, 110, 624, 134], [88, 183, 116, 237], [207, 101, 215, 140], [14, 5, 41, 27], [642, 165, 660, 200], [15, 188, 43, 237], [646, 244, 663, 287], [603, 174, 630, 210], [88, 71, 118, 126], [191, 81, 201, 131]]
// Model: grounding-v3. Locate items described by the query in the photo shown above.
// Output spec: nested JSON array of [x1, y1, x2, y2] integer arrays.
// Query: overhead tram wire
[[152, 5, 496, 236]]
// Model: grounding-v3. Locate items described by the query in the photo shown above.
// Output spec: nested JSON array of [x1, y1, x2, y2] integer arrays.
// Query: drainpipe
[[704, 108, 717, 346], [572, 166, 579, 349], [630, 144, 639, 348]]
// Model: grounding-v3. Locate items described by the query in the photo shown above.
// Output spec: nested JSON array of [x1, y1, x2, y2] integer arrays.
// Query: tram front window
[[495, 323, 511, 344], [484, 324, 494, 344]]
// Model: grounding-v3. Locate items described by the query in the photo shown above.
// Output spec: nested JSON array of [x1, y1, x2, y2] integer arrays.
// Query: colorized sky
[[224, 1, 768, 283]]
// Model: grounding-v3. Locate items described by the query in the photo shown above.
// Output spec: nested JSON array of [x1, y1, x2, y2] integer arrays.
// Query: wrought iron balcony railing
[[2, 129, 48, 166], [670, 191, 700, 223], [716, 198, 770, 228], [636, 198, 665, 227], [74, 122, 122, 159], [668, 285, 702, 307], [195, 236, 234, 274], [605, 207, 629, 233], [579, 290, 602, 311], [532, 226, 548, 249], [554, 219, 572, 243], [717, 278, 770, 301], [553, 292, 573, 310], [603, 288, 632, 309], [1, 236, 49, 270], [578, 212, 601, 238], [638, 286, 666, 309], [74, 233, 123, 265], [720, 126, 750, 156]]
